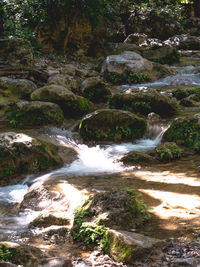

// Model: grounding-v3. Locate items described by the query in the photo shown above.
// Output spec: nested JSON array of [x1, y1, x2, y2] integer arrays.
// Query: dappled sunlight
[[140, 189, 200, 221], [134, 170, 200, 187]]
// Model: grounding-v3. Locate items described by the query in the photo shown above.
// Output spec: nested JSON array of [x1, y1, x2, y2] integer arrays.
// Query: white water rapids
[[0, 125, 166, 240]]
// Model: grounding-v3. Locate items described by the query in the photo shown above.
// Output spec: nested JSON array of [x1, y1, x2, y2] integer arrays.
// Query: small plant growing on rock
[[155, 142, 183, 162]]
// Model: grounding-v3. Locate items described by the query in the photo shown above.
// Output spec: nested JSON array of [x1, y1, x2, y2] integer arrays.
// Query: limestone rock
[[164, 34, 200, 50], [120, 151, 157, 166], [30, 214, 69, 228], [47, 74, 78, 92], [103, 229, 161, 264], [0, 132, 62, 185], [79, 109, 147, 142]]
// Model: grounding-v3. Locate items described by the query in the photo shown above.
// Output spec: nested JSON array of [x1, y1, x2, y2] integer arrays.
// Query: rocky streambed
[[0, 39, 200, 266]]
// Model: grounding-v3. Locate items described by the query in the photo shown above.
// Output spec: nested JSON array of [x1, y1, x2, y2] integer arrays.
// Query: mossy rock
[[172, 87, 200, 101], [163, 116, 200, 149], [102, 230, 160, 264], [153, 142, 184, 162], [109, 88, 178, 117], [81, 77, 111, 103], [29, 214, 70, 228], [120, 151, 157, 166], [31, 84, 93, 117], [180, 97, 196, 107], [5, 100, 64, 127], [0, 132, 62, 185], [79, 109, 147, 142]]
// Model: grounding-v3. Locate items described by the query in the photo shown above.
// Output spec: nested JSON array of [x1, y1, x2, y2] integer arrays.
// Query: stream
[[0, 57, 200, 265]]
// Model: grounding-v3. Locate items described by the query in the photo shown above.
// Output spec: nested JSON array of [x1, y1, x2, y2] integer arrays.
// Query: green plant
[[0, 168, 14, 178], [155, 142, 183, 161], [104, 71, 150, 85], [0, 244, 12, 262]]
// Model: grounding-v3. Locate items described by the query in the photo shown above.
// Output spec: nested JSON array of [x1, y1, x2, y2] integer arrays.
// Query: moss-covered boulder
[[31, 84, 93, 117], [120, 151, 157, 166], [79, 109, 147, 142], [81, 77, 111, 103], [73, 189, 151, 232], [0, 77, 37, 102], [153, 142, 184, 162], [5, 100, 64, 127], [47, 74, 78, 93], [163, 116, 200, 149], [109, 88, 178, 117], [102, 230, 160, 264], [0, 132, 62, 185], [142, 46, 180, 65]]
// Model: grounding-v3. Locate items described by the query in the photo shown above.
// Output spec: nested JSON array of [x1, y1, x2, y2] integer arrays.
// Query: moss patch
[[104, 71, 150, 85]]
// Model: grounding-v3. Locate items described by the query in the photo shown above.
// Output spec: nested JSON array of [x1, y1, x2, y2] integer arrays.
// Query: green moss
[[0, 168, 14, 178], [164, 117, 200, 149], [155, 142, 183, 162], [83, 85, 111, 103], [0, 244, 13, 262], [104, 71, 150, 85], [151, 50, 180, 65], [65, 97, 93, 117]]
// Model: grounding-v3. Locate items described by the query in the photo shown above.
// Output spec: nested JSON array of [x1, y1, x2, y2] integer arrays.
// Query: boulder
[[142, 46, 180, 64], [29, 214, 69, 228], [73, 189, 151, 232], [47, 74, 78, 92], [124, 33, 148, 45], [31, 84, 93, 117], [109, 88, 177, 117], [0, 132, 62, 185], [0, 38, 34, 67], [102, 51, 176, 84], [102, 230, 161, 264], [153, 142, 184, 162], [81, 77, 111, 103], [164, 34, 200, 50], [120, 151, 157, 166], [163, 115, 200, 150], [79, 109, 147, 142], [5, 101, 64, 127], [0, 77, 37, 105]]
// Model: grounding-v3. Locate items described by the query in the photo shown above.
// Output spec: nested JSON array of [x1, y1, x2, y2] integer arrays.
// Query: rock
[[5, 100, 64, 127], [0, 132, 62, 185], [152, 142, 184, 162], [47, 74, 78, 93], [0, 242, 47, 266], [120, 151, 157, 166], [30, 214, 70, 228], [0, 77, 37, 104], [140, 38, 163, 48], [0, 38, 34, 67], [105, 42, 143, 55], [31, 84, 93, 117], [102, 229, 161, 264], [109, 88, 177, 117], [79, 109, 147, 142], [142, 46, 180, 64], [163, 116, 200, 150], [101, 51, 175, 84], [73, 189, 151, 231], [39, 257, 72, 267], [81, 77, 111, 103], [164, 34, 200, 50], [0, 262, 18, 267], [180, 96, 197, 107], [124, 33, 148, 45], [126, 9, 183, 40]]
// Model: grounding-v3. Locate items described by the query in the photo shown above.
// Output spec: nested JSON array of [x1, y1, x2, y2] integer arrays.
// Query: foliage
[[0, 244, 12, 262], [155, 142, 183, 161], [104, 71, 150, 85]]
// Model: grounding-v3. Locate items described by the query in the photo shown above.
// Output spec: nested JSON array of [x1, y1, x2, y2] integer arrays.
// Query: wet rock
[[0, 132, 62, 185], [142, 46, 180, 65], [0, 262, 18, 267], [0, 77, 37, 103], [81, 77, 111, 103], [163, 116, 200, 150], [103, 230, 161, 264], [120, 151, 157, 166], [31, 84, 93, 117], [0, 38, 34, 67], [5, 100, 64, 127], [30, 214, 70, 228], [79, 109, 147, 142], [164, 34, 200, 50], [152, 142, 184, 162], [109, 88, 177, 117]]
